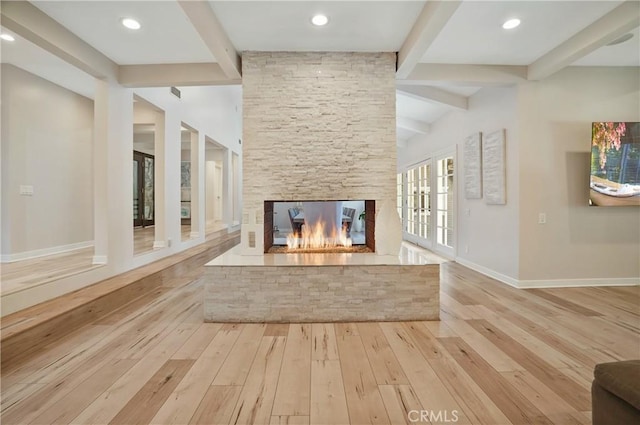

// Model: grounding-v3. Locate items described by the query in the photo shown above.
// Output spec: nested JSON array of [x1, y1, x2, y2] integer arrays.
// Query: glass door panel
[[143, 156, 154, 223], [436, 155, 454, 250], [133, 151, 154, 227], [133, 158, 141, 227]]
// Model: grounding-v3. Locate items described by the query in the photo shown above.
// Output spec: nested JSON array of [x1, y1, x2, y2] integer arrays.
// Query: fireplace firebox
[[264, 200, 375, 253]]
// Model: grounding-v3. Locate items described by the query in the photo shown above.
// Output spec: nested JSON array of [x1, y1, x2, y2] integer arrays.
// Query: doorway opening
[[133, 150, 154, 228], [132, 95, 165, 255], [205, 137, 227, 235]]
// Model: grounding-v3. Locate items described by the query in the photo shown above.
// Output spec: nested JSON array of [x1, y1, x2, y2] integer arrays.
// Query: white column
[[92, 80, 109, 264], [152, 110, 166, 249], [222, 148, 232, 226], [189, 130, 201, 239], [108, 83, 134, 269], [164, 111, 181, 249], [94, 80, 133, 267]]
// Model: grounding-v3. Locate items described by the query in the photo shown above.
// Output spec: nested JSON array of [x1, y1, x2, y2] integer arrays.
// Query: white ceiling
[[210, 1, 425, 52], [574, 26, 640, 66], [5, 0, 639, 146], [420, 0, 624, 65], [396, 91, 449, 123], [397, 126, 418, 143], [0, 26, 95, 99], [32, 0, 215, 65]]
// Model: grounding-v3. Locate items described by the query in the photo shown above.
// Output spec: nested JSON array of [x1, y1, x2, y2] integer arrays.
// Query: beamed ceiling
[[1, 1, 638, 145]]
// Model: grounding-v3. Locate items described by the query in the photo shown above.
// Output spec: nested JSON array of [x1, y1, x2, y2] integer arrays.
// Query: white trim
[[455, 257, 639, 288], [189, 231, 200, 239], [153, 240, 166, 249], [455, 257, 520, 288], [1, 241, 93, 263], [517, 277, 639, 289], [92, 255, 108, 265]]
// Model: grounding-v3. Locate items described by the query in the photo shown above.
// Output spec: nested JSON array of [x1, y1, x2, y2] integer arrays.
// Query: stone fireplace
[[203, 52, 440, 322]]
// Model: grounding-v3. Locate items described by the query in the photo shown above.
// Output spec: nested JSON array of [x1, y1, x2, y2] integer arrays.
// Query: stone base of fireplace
[[203, 243, 444, 322]]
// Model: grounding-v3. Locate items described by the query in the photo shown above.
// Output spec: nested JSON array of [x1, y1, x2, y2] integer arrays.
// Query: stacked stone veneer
[[241, 52, 397, 252], [203, 51, 440, 323], [204, 264, 439, 322]]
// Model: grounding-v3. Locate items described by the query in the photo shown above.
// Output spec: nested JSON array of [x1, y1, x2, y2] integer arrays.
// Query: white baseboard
[[92, 255, 108, 265], [455, 257, 639, 288], [455, 257, 520, 288], [517, 277, 639, 288], [1, 241, 94, 263]]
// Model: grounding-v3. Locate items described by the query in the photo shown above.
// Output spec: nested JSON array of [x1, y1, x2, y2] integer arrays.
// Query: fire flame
[[286, 221, 352, 250]]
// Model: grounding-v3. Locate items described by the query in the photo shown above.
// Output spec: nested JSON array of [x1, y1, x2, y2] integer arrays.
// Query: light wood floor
[[1, 227, 174, 294], [0, 247, 101, 296], [136, 224, 226, 254], [1, 260, 638, 424], [1, 225, 205, 295], [134, 225, 196, 255]]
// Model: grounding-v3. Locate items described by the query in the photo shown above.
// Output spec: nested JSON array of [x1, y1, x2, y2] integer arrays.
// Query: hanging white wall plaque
[[463, 132, 482, 199], [482, 129, 506, 205]]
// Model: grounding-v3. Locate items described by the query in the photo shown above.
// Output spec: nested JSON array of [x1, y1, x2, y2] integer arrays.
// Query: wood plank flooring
[[0, 247, 100, 296], [1, 259, 638, 424], [1, 223, 225, 295]]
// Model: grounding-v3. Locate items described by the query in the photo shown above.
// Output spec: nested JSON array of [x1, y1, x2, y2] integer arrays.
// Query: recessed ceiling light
[[121, 18, 141, 30], [607, 33, 633, 46], [0, 33, 15, 42], [311, 14, 329, 26], [502, 18, 521, 30]]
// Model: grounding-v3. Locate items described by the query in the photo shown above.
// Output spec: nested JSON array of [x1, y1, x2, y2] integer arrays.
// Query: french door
[[435, 153, 455, 257], [401, 150, 455, 257], [133, 151, 154, 227], [404, 161, 431, 248]]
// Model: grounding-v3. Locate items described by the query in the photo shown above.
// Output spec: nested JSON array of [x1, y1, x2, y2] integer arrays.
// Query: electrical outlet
[[464, 245, 469, 253], [538, 213, 546, 224], [167, 238, 172, 247]]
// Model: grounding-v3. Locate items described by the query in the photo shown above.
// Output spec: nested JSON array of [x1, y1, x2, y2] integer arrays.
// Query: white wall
[[398, 66, 639, 285], [2, 80, 243, 315], [399, 86, 520, 280], [134, 86, 242, 236], [1, 64, 94, 260], [518, 66, 640, 282]]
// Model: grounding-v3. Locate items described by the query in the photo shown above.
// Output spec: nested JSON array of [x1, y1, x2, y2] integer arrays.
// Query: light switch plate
[[19, 185, 34, 196]]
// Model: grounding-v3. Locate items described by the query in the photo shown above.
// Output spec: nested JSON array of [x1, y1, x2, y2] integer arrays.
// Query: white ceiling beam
[[0, 1, 117, 80], [397, 0, 462, 79], [178, 0, 241, 79], [528, 1, 640, 81], [397, 117, 430, 135], [400, 64, 527, 86], [397, 85, 468, 110], [119, 63, 240, 87]]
